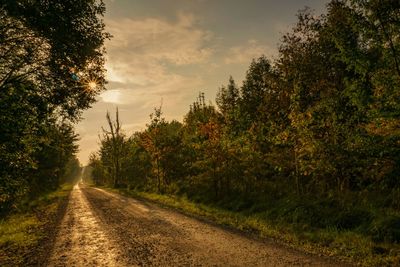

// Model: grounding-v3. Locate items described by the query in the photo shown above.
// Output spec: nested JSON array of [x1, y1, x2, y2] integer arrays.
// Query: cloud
[[102, 13, 211, 109], [224, 39, 276, 64], [99, 89, 123, 104], [106, 13, 213, 67]]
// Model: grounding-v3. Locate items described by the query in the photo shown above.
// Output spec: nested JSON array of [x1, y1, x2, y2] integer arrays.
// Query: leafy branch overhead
[[0, 0, 109, 214]]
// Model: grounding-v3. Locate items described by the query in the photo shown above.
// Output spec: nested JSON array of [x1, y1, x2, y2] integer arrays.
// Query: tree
[[217, 77, 239, 117], [141, 106, 166, 192], [88, 153, 105, 186], [124, 134, 152, 190], [61, 157, 81, 184], [1, 1, 108, 118], [239, 56, 275, 130], [31, 121, 79, 194], [0, 0, 108, 213], [100, 108, 127, 188]]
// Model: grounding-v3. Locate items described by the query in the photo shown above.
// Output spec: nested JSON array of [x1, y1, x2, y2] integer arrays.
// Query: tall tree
[[0, 0, 108, 213], [239, 56, 274, 130], [100, 108, 126, 188]]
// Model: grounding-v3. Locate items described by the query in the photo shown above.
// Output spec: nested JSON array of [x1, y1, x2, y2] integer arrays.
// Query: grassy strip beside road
[[0, 184, 72, 266], [104, 187, 400, 267]]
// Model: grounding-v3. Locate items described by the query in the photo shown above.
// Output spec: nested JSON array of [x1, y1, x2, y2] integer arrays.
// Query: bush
[[335, 208, 373, 230], [290, 202, 326, 227], [370, 215, 400, 243]]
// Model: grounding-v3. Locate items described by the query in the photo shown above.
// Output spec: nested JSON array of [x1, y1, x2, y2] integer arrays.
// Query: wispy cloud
[[224, 39, 276, 64], [106, 13, 213, 66], [99, 89, 123, 104], [102, 13, 212, 108]]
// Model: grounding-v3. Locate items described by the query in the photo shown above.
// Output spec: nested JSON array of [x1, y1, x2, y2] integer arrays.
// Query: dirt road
[[47, 183, 345, 266]]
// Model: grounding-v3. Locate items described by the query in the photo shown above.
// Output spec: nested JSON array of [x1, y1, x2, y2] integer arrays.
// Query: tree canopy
[[0, 0, 108, 213]]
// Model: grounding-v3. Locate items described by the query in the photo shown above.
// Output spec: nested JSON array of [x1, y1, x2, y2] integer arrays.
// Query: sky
[[76, 0, 329, 165]]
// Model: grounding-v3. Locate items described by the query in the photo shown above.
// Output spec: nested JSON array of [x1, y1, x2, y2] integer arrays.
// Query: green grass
[[22, 183, 73, 211], [104, 187, 400, 267], [0, 183, 72, 264], [0, 215, 40, 247]]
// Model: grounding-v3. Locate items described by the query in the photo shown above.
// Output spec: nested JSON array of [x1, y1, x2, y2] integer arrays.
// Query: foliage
[[90, 0, 400, 264], [0, 0, 108, 213]]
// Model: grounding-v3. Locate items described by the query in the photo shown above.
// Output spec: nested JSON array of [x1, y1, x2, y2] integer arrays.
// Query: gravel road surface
[[47, 183, 346, 266]]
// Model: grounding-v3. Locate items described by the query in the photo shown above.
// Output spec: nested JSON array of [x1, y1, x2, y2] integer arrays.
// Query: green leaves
[[0, 0, 108, 213]]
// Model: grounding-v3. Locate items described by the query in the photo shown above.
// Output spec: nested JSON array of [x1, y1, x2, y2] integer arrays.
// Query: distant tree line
[[91, 0, 399, 224], [0, 0, 108, 214]]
